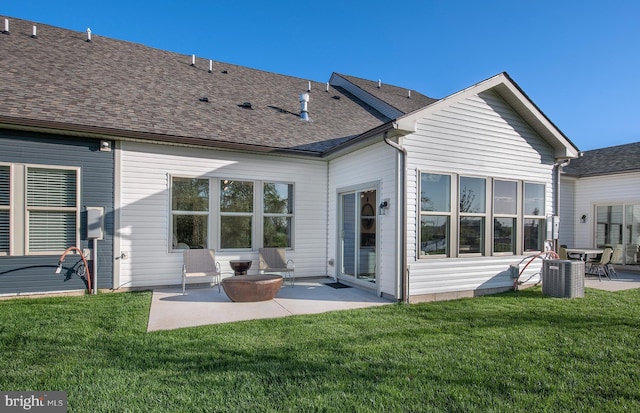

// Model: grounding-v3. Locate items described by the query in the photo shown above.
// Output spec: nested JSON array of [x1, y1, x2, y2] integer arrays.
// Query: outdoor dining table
[[565, 248, 604, 261]]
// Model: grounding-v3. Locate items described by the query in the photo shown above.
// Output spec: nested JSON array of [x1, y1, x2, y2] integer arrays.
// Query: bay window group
[[420, 172, 545, 257], [171, 176, 293, 251]]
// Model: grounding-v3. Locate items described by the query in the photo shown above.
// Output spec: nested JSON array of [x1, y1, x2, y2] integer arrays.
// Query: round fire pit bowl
[[229, 260, 252, 276], [221, 274, 283, 302]]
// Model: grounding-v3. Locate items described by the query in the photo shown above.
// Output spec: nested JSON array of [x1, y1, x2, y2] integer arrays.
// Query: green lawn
[[1, 287, 639, 412]]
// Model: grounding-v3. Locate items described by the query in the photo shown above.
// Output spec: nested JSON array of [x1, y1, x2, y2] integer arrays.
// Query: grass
[[1, 288, 639, 412]]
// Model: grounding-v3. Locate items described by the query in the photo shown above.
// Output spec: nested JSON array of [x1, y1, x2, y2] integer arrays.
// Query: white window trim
[[492, 179, 520, 256], [418, 172, 455, 258], [168, 176, 295, 253], [0, 163, 10, 256], [458, 175, 489, 257], [419, 171, 547, 259], [523, 181, 546, 253], [219, 178, 255, 251], [22, 164, 81, 256], [262, 181, 295, 250], [169, 175, 211, 252]]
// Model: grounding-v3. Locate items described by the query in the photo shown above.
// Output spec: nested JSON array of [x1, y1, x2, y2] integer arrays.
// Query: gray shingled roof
[[334, 73, 438, 114], [562, 142, 640, 177], [0, 17, 439, 156]]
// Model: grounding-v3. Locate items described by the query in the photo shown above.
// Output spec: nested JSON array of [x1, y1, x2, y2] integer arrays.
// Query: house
[[0, 17, 580, 301], [560, 142, 640, 266]]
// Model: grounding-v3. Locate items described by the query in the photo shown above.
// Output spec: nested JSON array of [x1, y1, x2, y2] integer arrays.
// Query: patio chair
[[182, 249, 222, 295], [559, 247, 568, 260], [259, 248, 295, 287], [587, 247, 613, 281]]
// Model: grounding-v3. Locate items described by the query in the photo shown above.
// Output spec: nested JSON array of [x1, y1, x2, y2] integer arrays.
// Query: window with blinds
[[0, 166, 9, 255], [26, 167, 78, 253]]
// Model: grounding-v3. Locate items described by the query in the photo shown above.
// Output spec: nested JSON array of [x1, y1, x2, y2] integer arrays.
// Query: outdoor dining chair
[[587, 247, 613, 281], [182, 249, 222, 295], [259, 248, 295, 287]]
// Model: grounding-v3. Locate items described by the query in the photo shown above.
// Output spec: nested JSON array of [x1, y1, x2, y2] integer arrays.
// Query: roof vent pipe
[[326, 82, 329, 92], [299, 93, 310, 121], [407, 90, 411, 98], [208, 60, 212, 73], [191, 54, 195, 66], [3, 18, 9, 34], [377, 79, 381, 88], [308, 81, 311, 92], [31, 25, 37, 38], [86, 28, 92, 42]]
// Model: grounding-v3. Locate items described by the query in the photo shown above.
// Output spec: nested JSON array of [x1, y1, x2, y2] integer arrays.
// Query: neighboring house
[[560, 142, 640, 266], [0, 17, 579, 301]]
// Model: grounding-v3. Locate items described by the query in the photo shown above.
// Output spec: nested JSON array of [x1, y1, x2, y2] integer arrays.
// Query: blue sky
[[3, 0, 639, 151]]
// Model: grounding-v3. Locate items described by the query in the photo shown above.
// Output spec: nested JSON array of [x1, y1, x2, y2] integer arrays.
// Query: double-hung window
[[171, 177, 295, 251], [220, 180, 254, 249], [459, 176, 486, 255], [26, 166, 79, 254], [420, 173, 451, 256], [171, 177, 209, 249], [0, 165, 9, 255], [0, 164, 79, 256], [523, 182, 545, 252], [263, 182, 293, 248], [419, 171, 546, 258], [493, 180, 518, 254]]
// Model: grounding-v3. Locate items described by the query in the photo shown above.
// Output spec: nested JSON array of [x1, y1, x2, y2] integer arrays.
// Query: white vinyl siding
[[118, 142, 327, 288], [569, 172, 640, 247], [404, 90, 555, 299], [328, 142, 398, 297]]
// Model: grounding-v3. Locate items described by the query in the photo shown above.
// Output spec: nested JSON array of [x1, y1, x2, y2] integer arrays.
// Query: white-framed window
[[220, 179, 254, 250], [523, 182, 545, 252], [0, 164, 80, 256], [459, 176, 487, 255], [0, 165, 10, 255], [25, 166, 80, 254], [171, 177, 210, 250], [169, 177, 294, 252], [493, 179, 518, 255], [263, 182, 294, 248], [419, 173, 452, 256], [419, 171, 545, 258]]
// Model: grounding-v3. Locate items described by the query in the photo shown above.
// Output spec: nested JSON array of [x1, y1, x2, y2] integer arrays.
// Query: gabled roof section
[[394, 72, 581, 160], [562, 142, 640, 177], [330, 73, 438, 117], [0, 17, 391, 156]]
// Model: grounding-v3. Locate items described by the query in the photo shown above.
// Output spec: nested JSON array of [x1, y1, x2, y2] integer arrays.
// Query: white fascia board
[[394, 73, 580, 160]]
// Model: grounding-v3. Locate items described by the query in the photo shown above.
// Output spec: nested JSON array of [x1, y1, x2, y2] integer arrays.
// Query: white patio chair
[[182, 249, 221, 295], [587, 247, 613, 281], [259, 248, 295, 287]]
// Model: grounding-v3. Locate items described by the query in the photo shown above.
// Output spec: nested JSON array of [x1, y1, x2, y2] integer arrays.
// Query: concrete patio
[[584, 270, 640, 291], [147, 278, 393, 331], [147, 272, 640, 332]]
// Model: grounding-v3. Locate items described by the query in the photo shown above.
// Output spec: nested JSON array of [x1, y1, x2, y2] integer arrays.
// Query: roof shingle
[[0, 17, 439, 156], [562, 142, 640, 177]]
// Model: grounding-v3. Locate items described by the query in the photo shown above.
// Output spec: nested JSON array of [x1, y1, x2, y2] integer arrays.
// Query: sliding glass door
[[596, 204, 640, 265], [339, 189, 377, 284]]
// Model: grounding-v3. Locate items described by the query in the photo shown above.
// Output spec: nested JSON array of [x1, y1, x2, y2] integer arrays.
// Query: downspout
[[553, 158, 571, 253], [384, 132, 409, 303]]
